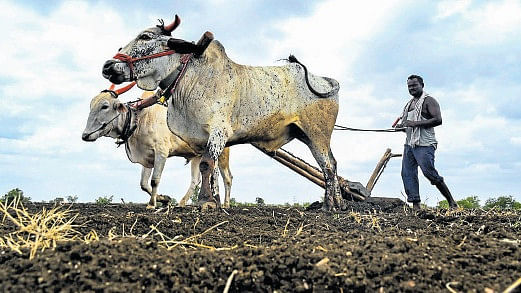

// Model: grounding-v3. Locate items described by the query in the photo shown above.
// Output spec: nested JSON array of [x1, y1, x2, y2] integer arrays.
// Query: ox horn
[[114, 81, 136, 95], [164, 14, 181, 33]]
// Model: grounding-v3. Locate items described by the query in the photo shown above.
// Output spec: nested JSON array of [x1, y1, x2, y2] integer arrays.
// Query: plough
[[254, 145, 403, 204]]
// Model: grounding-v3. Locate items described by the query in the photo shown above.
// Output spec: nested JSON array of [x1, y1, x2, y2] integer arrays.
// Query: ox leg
[[212, 167, 222, 208], [308, 144, 342, 211], [198, 154, 216, 209], [218, 148, 233, 208], [147, 154, 167, 209], [198, 129, 228, 210], [179, 157, 202, 207], [140, 167, 153, 196]]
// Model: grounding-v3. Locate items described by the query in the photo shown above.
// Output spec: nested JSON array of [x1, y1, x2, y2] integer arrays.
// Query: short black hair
[[407, 74, 424, 87]]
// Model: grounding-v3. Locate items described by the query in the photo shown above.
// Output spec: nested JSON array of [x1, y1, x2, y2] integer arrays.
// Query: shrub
[[484, 196, 521, 210], [229, 198, 238, 207], [255, 197, 265, 206], [66, 195, 79, 203], [2, 188, 31, 204], [437, 200, 449, 209], [437, 196, 481, 209], [95, 195, 113, 205], [457, 196, 480, 209]]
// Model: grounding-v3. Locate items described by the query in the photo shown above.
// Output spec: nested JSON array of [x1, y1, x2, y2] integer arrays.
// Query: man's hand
[[393, 123, 407, 132], [402, 120, 418, 127]]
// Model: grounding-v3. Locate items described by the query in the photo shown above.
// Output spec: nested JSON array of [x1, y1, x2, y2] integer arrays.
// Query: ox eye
[[101, 104, 109, 110], [139, 34, 152, 40]]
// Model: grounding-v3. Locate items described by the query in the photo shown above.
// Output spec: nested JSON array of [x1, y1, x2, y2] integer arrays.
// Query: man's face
[[407, 78, 423, 97]]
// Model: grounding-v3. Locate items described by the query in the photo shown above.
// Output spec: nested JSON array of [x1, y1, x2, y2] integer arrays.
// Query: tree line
[[2, 188, 520, 210], [437, 195, 521, 210]]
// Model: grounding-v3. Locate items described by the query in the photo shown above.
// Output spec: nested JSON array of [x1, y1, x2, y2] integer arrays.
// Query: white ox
[[102, 16, 344, 211], [81, 87, 233, 208]]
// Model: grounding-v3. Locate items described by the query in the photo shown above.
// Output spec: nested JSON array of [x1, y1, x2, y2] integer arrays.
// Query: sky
[[1, 0, 520, 206]]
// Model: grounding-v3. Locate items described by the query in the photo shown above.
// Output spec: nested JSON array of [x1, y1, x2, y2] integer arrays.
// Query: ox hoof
[[322, 196, 337, 212], [199, 201, 217, 212], [321, 201, 336, 212], [157, 194, 172, 205], [146, 204, 156, 210]]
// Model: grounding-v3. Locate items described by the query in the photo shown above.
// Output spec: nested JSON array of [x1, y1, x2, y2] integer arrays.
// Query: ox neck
[[158, 53, 193, 101], [110, 107, 137, 145]]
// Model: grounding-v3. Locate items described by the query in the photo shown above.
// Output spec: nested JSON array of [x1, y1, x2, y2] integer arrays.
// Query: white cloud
[[454, 162, 503, 176], [435, 0, 472, 19], [445, 0, 521, 45], [0, 0, 148, 152], [430, 78, 521, 156], [438, 115, 509, 152], [0, 1, 137, 100], [511, 137, 521, 145], [266, 0, 406, 78]]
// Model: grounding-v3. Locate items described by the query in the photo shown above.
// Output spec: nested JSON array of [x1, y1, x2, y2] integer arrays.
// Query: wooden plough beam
[[253, 145, 368, 201], [254, 146, 402, 203]]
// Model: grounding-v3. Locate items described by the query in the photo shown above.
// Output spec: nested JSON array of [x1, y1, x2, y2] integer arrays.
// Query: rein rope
[[158, 53, 192, 103], [334, 124, 405, 132]]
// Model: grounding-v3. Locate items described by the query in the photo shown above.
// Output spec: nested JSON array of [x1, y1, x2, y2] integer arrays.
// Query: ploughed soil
[[1, 201, 520, 292]]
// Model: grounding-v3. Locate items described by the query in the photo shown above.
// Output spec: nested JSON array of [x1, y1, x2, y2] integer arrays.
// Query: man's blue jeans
[[401, 145, 444, 203]]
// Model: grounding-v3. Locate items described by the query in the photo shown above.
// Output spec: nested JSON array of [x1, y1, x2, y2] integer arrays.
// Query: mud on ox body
[[102, 15, 344, 211], [81, 87, 233, 208]]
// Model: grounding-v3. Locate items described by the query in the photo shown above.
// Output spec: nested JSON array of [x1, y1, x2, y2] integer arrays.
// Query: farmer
[[395, 75, 458, 210]]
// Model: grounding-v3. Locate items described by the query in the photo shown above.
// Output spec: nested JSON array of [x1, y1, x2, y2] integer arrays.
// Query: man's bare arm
[[402, 96, 442, 128]]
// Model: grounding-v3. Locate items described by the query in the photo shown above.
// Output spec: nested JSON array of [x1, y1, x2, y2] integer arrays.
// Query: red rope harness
[[113, 50, 176, 80], [129, 53, 193, 110], [110, 47, 193, 110], [169, 53, 192, 95]]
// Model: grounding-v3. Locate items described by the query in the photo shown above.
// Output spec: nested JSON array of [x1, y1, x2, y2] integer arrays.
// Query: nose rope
[[83, 113, 121, 138], [113, 50, 176, 80], [333, 124, 405, 132]]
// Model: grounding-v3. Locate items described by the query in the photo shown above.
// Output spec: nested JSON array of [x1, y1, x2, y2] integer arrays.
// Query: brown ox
[[82, 87, 233, 208]]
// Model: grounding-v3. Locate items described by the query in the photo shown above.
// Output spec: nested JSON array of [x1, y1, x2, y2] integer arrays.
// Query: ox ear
[[114, 102, 128, 114]]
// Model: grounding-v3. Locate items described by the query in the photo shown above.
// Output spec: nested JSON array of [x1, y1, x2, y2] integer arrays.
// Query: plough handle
[[391, 116, 401, 128]]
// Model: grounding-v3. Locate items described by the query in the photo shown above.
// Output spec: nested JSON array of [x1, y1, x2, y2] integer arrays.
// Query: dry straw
[[141, 219, 234, 251], [0, 197, 93, 259]]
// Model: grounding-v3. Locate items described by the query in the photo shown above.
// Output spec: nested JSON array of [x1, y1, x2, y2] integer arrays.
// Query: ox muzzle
[[102, 60, 128, 84], [81, 132, 96, 142]]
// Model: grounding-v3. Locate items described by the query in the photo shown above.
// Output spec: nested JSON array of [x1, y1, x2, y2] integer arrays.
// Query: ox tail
[[287, 55, 339, 98]]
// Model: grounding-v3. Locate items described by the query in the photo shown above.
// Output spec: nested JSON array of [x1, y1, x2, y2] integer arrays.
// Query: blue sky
[[1, 0, 520, 206]]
